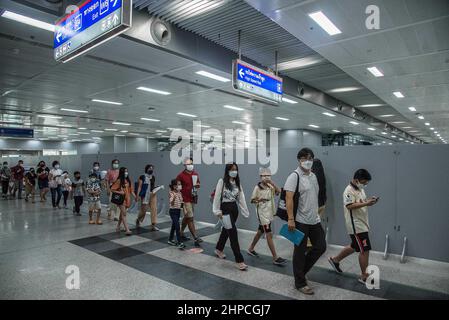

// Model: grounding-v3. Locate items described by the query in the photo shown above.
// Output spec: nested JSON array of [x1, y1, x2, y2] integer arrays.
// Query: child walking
[[168, 179, 186, 249], [247, 167, 287, 265], [86, 172, 103, 225], [71, 171, 86, 216], [61, 171, 71, 209]]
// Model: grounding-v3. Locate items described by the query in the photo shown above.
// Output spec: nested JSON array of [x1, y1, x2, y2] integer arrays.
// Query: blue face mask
[[229, 170, 238, 178]]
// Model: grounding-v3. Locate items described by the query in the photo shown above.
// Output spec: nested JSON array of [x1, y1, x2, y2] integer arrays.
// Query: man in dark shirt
[[11, 160, 25, 199], [25, 168, 37, 202]]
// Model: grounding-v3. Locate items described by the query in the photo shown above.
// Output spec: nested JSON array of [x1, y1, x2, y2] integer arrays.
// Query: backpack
[[276, 171, 300, 222]]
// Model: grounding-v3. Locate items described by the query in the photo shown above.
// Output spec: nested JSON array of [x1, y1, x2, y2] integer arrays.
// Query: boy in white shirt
[[328, 169, 379, 284]]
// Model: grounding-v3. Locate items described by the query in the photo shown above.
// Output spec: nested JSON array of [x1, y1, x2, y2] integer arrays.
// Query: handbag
[[276, 171, 300, 222], [111, 181, 125, 205]]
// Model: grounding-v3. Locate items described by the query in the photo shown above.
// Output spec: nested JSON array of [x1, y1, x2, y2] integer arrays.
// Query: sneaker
[[273, 257, 287, 265], [167, 239, 177, 246], [214, 249, 226, 259], [149, 225, 160, 231], [297, 285, 314, 295], [247, 249, 259, 257], [194, 237, 203, 243], [181, 235, 190, 242], [177, 242, 186, 250], [194, 239, 201, 247], [328, 257, 343, 274], [237, 262, 248, 271]]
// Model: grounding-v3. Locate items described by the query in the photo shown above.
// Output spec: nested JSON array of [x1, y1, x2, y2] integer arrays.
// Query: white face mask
[[229, 170, 238, 178], [186, 164, 194, 172], [124, 172, 128, 178], [54, 164, 60, 169], [93, 166, 99, 171], [261, 176, 271, 182], [356, 182, 367, 190], [113, 163, 119, 169], [176, 185, 182, 191], [300, 160, 313, 170]]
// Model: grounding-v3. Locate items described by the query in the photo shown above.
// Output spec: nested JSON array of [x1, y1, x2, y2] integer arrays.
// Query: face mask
[[3, 165, 7, 168], [262, 176, 271, 182], [147, 170, 153, 175], [356, 182, 367, 190], [75, 176, 80, 180], [176, 185, 182, 191], [93, 166, 99, 171], [90, 178, 96, 182], [113, 163, 119, 169], [19, 163, 23, 167], [54, 165, 60, 169], [40, 164, 45, 167], [186, 164, 194, 172], [229, 170, 238, 178], [300, 160, 313, 170], [124, 172, 128, 178], [30, 170, 35, 174]]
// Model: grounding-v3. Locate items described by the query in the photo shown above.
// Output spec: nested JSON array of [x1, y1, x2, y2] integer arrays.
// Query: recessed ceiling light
[[329, 87, 360, 93], [424, 122, 430, 126], [367, 128, 376, 131], [120, 130, 128, 133], [308, 11, 342, 35], [275, 117, 289, 121], [68, 133, 79, 136], [276, 56, 323, 71], [349, 121, 359, 125], [358, 104, 385, 108], [402, 127, 413, 129], [92, 137, 101, 140], [281, 97, 298, 104], [379, 114, 394, 118], [417, 115, 425, 120], [409, 130, 419, 133], [270, 127, 280, 130], [232, 121, 246, 125], [308, 124, 320, 128], [399, 138, 404, 141], [391, 121, 405, 124], [104, 128, 118, 131], [322, 112, 336, 117], [177, 112, 197, 118], [137, 87, 171, 95], [195, 70, 230, 82], [430, 127, 434, 130], [393, 91, 404, 98], [332, 129, 341, 133], [60, 108, 88, 113], [37, 115, 62, 119], [91, 130, 104, 133], [112, 122, 131, 126], [155, 130, 168, 133], [367, 66, 384, 77], [78, 132, 89, 135], [91, 99, 123, 105], [141, 117, 160, 122], [78, 128, 87, 130], [391, 135, 396, 138], [129, 133, 140, 136], [196, 124, 211, 128], [223, 105, 244, 111], [408, 107, 417, 112], [1, 10, 55, 32], [114, 134, 125, 137]]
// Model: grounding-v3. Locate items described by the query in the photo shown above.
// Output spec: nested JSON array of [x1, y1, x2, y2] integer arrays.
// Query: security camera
[[297, 83, 305, 96]]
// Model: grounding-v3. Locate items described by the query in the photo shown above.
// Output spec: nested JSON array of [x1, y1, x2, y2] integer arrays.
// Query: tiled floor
[[1, 197, 448, 300]]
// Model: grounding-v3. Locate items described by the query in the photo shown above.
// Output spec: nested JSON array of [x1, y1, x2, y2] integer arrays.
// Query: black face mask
[[147, 170, 153, 175], [75, 176, 80, 180]]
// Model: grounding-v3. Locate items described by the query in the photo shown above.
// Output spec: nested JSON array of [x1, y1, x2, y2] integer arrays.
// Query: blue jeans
[[50, 185, 62, 207], [169, 208, 181, 243]]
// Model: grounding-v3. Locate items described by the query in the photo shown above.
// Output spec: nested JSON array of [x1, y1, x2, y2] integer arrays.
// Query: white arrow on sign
[[56, 30, 62, 43], [238, 68, 244, 78], [111, 0, 118, 6]]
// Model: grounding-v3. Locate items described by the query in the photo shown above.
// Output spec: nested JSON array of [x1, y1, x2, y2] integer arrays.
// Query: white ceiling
[[245, 0, 449, 144], [0, 0, 422, 146]]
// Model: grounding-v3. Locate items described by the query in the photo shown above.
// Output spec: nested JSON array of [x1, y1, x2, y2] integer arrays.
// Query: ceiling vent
[[150, 18, 171, 46]]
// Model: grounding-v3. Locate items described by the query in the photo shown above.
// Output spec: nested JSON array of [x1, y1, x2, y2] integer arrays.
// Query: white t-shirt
[[251, 184, 276, 226], [50, 168, 63, 185], [283, 167, 320, 225], [343, 184, 369, 234]]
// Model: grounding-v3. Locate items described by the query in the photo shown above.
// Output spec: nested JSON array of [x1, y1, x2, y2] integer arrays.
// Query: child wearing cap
[[247, 167, 287, 265]]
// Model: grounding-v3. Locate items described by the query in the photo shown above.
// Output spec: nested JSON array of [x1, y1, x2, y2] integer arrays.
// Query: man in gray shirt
[[284, 148, 326, 295]]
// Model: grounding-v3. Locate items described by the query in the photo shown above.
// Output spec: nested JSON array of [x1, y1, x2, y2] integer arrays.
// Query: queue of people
[[2, 148, 378, 295]]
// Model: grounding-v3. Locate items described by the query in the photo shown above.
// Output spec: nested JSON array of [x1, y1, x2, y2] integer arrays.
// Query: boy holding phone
[[328, 169, 378, 284]]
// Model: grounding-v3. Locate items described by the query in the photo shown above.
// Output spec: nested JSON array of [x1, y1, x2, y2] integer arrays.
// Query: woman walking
[[110, 167, 135, 236]]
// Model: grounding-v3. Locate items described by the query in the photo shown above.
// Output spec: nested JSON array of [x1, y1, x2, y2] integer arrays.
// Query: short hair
[[74, 171, 80, 175], [297, 148, 314, 160], [18, 160, 23, 163], [63, 171, 68, 175], [3, 161, 7, 165], [354, 169, 372, 181], [88, 172, 97, 178], [93, 162, 100, 166], [111, 159, 119, 165], [169, 179, 179, 190], [259, 167, 271, 176], [145, 164, 154, 173], [52, 160, 59, 167]]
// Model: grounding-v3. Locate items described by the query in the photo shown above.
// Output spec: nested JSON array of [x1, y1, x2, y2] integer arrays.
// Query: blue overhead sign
[[54, 0, 131, 62], [233, 59, 283, 104], [0, 127, 34, 138]]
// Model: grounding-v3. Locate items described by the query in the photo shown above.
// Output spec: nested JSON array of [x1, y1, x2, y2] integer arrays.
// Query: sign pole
[[237, 29, 242, 60]]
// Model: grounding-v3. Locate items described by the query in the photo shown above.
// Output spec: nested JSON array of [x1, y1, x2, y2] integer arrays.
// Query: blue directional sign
[[0, 127, 34, 138], [54, 0, 131, 62], [233, 59, 283, 104]]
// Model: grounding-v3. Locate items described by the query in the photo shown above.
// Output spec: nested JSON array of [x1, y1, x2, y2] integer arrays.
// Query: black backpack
[[276, 171, 300, 221]]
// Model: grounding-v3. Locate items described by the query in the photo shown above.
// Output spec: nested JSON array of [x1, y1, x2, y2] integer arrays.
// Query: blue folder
[[279, 224, 305, 246]]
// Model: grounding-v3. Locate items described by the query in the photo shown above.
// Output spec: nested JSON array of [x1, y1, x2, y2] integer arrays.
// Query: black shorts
[[258, 223, 272, 233], [350, 232, 371, 253]]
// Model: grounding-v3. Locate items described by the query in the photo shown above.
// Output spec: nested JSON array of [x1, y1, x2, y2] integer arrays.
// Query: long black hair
[[223, 162, 241, 191], [169, 179, 179, 191], [118, 167, 131, 187]]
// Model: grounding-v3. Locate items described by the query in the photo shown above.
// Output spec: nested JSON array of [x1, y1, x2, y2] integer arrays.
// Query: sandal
[[96, 220, 103, 225]]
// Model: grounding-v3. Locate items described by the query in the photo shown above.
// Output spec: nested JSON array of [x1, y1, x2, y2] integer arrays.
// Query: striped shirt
[[169, 190, 183, 209]]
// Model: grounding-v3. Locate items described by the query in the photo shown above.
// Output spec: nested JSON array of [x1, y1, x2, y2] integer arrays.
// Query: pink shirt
[[105, 169, 119, 186]]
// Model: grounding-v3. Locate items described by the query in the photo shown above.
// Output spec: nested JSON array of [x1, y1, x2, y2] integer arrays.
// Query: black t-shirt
[[36, 167, 50, 181], [25, 172, 37, 185]]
